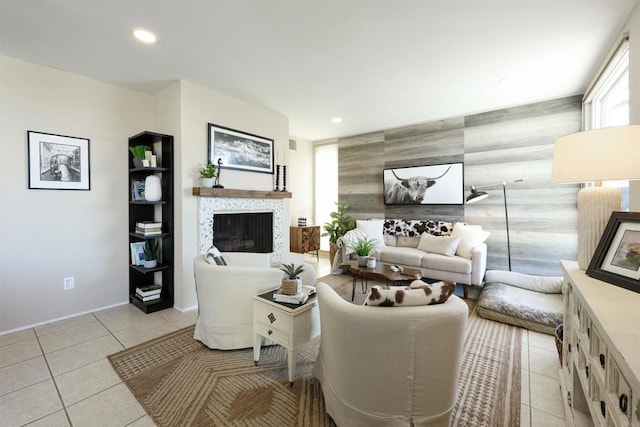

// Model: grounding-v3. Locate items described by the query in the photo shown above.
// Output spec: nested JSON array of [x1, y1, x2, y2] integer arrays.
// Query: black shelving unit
[[128, 131, 174, 313]]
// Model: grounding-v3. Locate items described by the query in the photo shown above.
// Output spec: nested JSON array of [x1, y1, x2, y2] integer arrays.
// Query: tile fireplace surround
[[194, 188, 292, 264]]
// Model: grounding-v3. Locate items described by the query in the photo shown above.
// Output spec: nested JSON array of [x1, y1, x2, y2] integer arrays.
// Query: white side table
[[253, 290, 320, 385]]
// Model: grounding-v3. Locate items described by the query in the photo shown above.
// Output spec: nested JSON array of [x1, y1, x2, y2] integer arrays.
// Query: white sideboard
[[560, 260, 640, 426]]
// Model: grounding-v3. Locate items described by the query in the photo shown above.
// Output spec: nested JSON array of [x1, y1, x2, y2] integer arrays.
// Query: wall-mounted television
[[383, 162, 464, 205]]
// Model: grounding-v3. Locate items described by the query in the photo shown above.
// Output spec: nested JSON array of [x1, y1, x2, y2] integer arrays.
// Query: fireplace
[[196, 193, 288, 263], [213, 212, 273, 253]]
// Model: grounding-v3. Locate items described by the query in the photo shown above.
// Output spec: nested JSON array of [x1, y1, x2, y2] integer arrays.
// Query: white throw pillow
[[417, 233, 460, 256], [356, 219, 386, 247], [484, 270, 563, 294], [451, 223, 490, 259], [205, 245, 227, 266]]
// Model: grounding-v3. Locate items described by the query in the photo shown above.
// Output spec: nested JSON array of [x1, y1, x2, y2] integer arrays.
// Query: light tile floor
[[1, 252, 565, 426]]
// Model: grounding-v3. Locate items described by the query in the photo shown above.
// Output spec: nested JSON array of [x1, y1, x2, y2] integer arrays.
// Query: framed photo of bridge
[[27, 130, 91, 190], [208, 123, 274, 175], [383, 162, 464, 205]]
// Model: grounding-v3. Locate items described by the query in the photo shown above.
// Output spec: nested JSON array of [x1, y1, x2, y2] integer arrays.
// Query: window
[[584, 37, 630, 210], [314, 143, 338, 251]]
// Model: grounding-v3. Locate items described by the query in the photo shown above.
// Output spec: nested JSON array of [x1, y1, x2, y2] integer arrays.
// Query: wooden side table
[[290, 226, 320, 260], [253, 290, 320, 385]]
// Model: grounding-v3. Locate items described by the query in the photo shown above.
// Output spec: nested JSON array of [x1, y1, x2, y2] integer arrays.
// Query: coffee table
[[339, 260, 422, 301]]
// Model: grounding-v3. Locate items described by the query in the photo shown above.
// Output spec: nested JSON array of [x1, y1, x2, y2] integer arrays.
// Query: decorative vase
[[144, 175, 162, 202], [281, 278, 301, 295], [357, 255, 368, 267], [201, 177, 214, 188], [132, 158, 144, 168], [366, 257, 376, 268], [144, 259, 157, 269]]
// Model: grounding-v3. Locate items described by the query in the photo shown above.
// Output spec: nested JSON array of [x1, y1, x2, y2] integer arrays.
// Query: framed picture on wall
[[27, 131, 91, 190], [383, 162, 464, 205], [587, 211, 640, 294], [207, 123, 274, 174]]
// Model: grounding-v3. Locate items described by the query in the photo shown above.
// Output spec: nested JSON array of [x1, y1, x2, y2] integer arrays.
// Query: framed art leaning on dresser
[[587, 211, 640, 294]]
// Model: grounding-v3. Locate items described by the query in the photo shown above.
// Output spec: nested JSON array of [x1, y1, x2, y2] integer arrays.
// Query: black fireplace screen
[[213, 212, 273, 253]]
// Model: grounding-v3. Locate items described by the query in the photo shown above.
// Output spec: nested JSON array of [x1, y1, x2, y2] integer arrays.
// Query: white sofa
[[313, 281, 468, 426], [193, 253, 317, 350], [336, 219, 488, 298]]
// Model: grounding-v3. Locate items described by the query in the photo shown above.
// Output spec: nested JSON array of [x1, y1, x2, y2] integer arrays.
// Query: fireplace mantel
[[195, 189, 290, 263], [193, 187, 292, 199]]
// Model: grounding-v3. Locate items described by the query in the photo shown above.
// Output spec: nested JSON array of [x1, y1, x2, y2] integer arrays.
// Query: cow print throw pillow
[[205, 245, 227, 266], [365, 280, 455, 306]]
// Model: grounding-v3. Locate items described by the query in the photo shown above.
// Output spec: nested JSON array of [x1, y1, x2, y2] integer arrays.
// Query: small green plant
[[199, 163, 217, 178], [129, 145, 151, 159], [322, 202, 356, 244], [144, 240, 158, 261], [349, 237, 378, 257], [279, 263, 305, 279]]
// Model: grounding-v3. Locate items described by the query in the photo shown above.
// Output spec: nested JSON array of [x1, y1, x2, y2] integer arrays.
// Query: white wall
[[0, 56, 154, 332], [159, 80, 291, 310]]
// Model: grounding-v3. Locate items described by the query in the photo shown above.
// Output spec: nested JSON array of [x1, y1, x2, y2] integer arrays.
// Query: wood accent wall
[[338, 95, 582, 276]]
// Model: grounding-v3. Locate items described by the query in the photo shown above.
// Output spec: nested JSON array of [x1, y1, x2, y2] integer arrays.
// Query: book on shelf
[[136, 221, 162, 229], [272, 287, 312, 305], [135, 293, 161, 302], [135, 227, 162, 235], [136, 284, 161, 297], [130, 242, 145, 266]]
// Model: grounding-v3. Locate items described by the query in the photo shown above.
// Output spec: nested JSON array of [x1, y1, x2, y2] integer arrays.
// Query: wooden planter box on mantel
[[192, 187, 292, 199]]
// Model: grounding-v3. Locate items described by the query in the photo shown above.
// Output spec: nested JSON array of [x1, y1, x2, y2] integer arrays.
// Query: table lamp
[[552, 125, 640, 269]]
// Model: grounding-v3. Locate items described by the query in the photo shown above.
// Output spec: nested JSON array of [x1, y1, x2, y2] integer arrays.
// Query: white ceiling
[[0, 0, 637, 141]]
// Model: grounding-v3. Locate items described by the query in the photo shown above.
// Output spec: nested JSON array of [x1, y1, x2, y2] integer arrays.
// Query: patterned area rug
[[108, 274, 521, 426]]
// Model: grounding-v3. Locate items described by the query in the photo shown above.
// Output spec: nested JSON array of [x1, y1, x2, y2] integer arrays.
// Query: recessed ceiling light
[[331, 117, 342, 124], [133, 29, 157, 44]]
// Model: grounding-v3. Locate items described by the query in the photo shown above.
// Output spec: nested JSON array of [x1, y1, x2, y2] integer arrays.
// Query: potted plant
[[129, 145, 151, 168], [198, 163, 217, 188], [349, 237, 378, 266], [279, 263, 305, 295], [322, 202, 355, 265], [143, 239, 158, 269]]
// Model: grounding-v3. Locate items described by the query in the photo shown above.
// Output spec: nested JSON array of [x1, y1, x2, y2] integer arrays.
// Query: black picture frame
[[27, 130, 91, 190], [383, 162, 464, 205], [587, 211, 640, 294], [207, 123, 274, 174]]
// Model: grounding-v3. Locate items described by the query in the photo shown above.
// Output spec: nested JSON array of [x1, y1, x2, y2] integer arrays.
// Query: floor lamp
[[466, 180, 522, 271], [552, 125, 640, 270]]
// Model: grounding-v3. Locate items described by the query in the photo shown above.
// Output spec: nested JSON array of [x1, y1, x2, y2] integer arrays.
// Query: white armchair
[[193, 253, 317, 350], [313, 282, 468, 426]]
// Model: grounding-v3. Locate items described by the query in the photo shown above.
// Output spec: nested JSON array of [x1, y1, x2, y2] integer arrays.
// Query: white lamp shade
[[552, 125, 640, 183]]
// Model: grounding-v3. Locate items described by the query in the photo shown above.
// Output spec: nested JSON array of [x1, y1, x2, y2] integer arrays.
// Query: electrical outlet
[[64, 277, 74, 290]]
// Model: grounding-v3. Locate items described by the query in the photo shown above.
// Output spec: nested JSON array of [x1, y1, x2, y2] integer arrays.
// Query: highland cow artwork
[[383, 163, 463, 205]]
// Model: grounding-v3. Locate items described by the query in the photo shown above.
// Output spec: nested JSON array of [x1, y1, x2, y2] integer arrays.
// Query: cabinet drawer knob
[[600, 401, 606, 417], [587, 327, 590, 338], [620, 394, 628, 414], [599, 354, 605, 368], [568, 343, 572, 353], [585, 366, 589, 378], [268, 330, 273, 335]]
